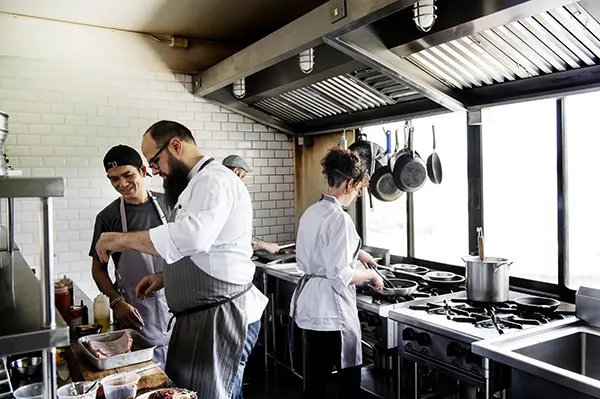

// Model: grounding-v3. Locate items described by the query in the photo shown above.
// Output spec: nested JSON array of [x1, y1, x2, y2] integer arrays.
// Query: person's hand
[[262, 242, 281, 254], [135, 273, 164, 298], [358, 250, 378, 268], [95, 232, 126, 263], [114, 300, 145, 329], [369, 269, 384, 291]]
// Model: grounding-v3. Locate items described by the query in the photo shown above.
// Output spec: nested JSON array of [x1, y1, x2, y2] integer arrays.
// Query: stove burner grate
[[409, 298, 575, 334]]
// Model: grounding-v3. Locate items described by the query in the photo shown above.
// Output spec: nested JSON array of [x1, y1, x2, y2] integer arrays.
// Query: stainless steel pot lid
[[424, 271, 456, 281]]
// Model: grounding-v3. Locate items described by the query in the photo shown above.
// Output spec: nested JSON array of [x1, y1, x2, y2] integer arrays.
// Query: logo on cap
[[108, 161, 118, 168]]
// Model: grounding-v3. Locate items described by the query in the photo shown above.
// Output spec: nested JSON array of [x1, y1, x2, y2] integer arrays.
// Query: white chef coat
[[292, 194, 361, 331], [149, 156, 268, 324]]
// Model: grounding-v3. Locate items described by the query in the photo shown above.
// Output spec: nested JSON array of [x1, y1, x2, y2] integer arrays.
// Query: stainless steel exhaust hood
[[193, 0, 600, 135]]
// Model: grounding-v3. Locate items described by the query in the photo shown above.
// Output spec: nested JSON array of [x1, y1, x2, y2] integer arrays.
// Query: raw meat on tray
[[87, 331, 133, 358]]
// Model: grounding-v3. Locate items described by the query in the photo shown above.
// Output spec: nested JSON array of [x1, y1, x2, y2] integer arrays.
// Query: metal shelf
[[0, 177, 65, 198], [0, 251, 69, 357]]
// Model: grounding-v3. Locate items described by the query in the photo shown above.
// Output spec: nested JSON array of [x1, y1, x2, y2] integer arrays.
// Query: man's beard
[[163, 155, 191, 208]]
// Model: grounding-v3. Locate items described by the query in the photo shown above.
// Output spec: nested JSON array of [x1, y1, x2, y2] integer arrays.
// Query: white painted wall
[[0, 16, 295, 299]]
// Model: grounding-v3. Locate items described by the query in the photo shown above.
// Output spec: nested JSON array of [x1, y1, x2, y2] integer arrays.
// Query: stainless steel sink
[[473, 320, 600, 398], [514, 331, 600, 380]]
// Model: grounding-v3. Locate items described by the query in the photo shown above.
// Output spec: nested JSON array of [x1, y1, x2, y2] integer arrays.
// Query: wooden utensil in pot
[[477, 227, 484, 261]]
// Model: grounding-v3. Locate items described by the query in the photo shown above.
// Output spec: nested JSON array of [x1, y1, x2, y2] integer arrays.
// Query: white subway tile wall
[[0, 56, 295, 299]]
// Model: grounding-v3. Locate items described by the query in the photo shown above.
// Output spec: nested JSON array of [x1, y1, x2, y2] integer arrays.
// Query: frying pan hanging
[[514, 296, 561, 312], [427, 125, 443, 184], [369, 129, 403, 202], [389, 122, 427, 193]]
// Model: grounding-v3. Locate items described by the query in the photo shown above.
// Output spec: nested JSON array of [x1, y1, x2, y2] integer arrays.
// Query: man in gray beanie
[[223, 154, 281, 254]]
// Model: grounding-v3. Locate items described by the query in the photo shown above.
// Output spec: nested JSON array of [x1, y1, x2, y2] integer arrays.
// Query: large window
[[565, 91, 600, 289], [362, 125, 407, 256], [482, 99, 558, 283], [362, 111, 468, 263], [412, 112, 468, 265]]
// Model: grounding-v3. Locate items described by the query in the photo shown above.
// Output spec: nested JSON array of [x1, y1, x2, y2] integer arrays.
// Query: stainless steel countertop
[[254, 261, 402, 316], [472, 320, 600, 397], [388, 291, 577, 343]]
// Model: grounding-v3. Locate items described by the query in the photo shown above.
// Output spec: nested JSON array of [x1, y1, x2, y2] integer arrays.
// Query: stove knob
[[402, 328, 416, 341], [465, 350, 479, 365], [446, 342, 465, 358], [416, 332, 431, 346]]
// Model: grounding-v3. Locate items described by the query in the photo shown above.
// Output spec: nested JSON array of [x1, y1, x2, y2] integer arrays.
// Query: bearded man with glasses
[[94, 120, 267, 399]]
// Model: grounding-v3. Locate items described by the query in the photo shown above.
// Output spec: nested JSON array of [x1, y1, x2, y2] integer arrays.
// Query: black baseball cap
[[103, 145, 144, 172]]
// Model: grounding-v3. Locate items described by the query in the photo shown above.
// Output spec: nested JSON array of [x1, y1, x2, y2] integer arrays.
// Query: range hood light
[[298, 48, 315, 74], [413, 0, 437, 33], [232, 78, 246, 99]]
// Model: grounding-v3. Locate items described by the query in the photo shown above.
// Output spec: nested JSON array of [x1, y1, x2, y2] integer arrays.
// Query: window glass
[[564, 91, 600, 289], [361, 125, 407, 256], [482, 99, 557, 283], [412, 111, 468, 265]]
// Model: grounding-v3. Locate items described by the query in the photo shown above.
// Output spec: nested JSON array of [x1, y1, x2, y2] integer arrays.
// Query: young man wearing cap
[[223, 154, 281, 255], [89, 144, 172, 370]]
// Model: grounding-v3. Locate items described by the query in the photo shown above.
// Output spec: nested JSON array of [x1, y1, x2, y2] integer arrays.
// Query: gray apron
[[163, 157, 253, 399], [116, 191, 172, 370], [290, 194, 363, 369]]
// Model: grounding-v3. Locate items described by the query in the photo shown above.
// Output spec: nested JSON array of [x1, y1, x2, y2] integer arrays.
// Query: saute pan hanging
[[389, 123, 427, 193], [426, 125, 443, 184], [369, 129, 403, 202]]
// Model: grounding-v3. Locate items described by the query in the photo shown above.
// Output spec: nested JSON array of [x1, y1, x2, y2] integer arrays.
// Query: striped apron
[[162, 157, 253, 398]]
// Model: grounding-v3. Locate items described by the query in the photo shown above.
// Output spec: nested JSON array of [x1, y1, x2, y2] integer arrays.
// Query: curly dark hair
[[321, 147, 369, 191]]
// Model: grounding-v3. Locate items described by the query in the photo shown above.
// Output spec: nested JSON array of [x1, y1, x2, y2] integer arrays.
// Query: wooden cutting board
[[67, 343, 168, 397]]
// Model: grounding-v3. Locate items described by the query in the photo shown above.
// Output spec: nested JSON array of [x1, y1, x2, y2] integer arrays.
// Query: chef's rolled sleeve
[[149, 175, 233, 265], [149, 223, 183, 264]]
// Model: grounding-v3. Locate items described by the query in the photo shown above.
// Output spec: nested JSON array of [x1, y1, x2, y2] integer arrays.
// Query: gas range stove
[[356, 274, 465, 352], [388, 291, 577, 398]]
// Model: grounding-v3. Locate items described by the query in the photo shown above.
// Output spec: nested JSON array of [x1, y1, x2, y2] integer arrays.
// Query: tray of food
[[78, 329, 156, 370]]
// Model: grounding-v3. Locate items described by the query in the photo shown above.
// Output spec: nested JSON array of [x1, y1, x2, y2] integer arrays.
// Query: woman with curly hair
[[290, 146, 384, 398]]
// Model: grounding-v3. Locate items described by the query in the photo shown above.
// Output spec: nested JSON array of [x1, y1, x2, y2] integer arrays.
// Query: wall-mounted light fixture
[[413, 0, 437, 33], [299, 48, 315, 74], [232, 78, 246, 99]]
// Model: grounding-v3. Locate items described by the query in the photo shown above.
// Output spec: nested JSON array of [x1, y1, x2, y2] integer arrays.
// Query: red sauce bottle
[[55, 282, 71, 325]]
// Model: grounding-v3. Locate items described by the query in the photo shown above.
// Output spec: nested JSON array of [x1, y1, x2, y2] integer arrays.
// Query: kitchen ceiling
[[0, 0, 328, 45], [196, 0, 600, 135]]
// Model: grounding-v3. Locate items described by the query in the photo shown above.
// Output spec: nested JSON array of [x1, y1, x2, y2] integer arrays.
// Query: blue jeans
[[232, 320, 261, 399]]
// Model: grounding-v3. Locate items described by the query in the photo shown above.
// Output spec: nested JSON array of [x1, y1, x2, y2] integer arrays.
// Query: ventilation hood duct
[[193, 0, 600, 136]]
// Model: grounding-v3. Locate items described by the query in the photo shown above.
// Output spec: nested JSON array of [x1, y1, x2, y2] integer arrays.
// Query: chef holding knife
[[89, 145, 172, 370], [290, 147, 383, 398], [94, 121, 267, 399]]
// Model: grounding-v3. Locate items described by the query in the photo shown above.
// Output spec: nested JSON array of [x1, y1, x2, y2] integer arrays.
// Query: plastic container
[[101, 372, 140, 399], [57, 381, 99, 399], [55, 282, 71, 325], [12, 382, 43, 399], [93, 294, 111, 333]]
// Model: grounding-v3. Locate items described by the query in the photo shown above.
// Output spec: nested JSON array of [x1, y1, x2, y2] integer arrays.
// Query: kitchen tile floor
[[243, 345, 377, 399]]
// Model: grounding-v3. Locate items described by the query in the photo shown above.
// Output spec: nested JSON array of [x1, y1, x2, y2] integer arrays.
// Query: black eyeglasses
[[148, 140, 171, 169]]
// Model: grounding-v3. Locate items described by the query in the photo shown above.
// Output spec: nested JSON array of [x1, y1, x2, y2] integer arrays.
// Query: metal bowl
[[10, 357, 42, 378], [425, 271, 457, 281]]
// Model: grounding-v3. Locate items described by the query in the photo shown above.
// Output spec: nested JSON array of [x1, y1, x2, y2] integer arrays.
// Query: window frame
[[357, 99, 576, 303]]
